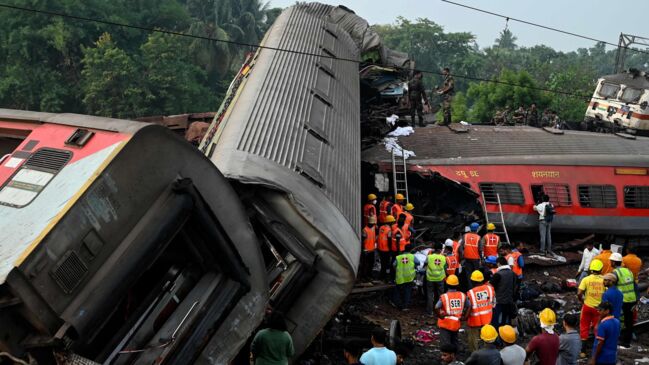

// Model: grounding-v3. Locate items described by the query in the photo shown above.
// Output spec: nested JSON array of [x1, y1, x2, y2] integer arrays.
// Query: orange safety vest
[[438, 291, 466, 332], [391, 203, 403, 221], [467, 284, 495, 327], [403, 223, 412, 246], [391, 224, 407, 252], [446, 255, 460, 276], [363, 226, 377, 252], [379, 200, 391, 223], [463, 233, 481, 260], [399, 211, 414, 227], [483, 233, 500, 258], [363, 203, 377, 226], [507, 251, 523, 277], [452, 240, 460, 258], [377, 225, 392, 252]]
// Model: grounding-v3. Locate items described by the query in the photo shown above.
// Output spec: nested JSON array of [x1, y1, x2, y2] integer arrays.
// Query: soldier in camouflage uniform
[[408, 70, 428, 127], [437, 67, 455, 126]]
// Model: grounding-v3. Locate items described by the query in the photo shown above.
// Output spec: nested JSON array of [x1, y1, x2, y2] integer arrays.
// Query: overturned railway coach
[[363, 125, 649, 236]]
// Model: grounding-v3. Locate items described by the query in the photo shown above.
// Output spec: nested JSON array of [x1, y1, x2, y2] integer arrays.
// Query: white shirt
[[534, 202, 550, 220], [578, 247, 600, 272]]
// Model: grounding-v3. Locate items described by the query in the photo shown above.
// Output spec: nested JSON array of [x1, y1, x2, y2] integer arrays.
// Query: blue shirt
[[592, 316, 620, 363], [601, 287, 623, 319], [360, 347, 397, 365]]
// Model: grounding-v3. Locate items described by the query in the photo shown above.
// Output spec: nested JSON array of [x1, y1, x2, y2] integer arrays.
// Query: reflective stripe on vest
[[452, 241, 460, 258], [395, 253, 416, 285], [363, 226, 376, 252], [467, 284, 494, 327], [438, 291, 466, 332], [391, 204, 403, 220], [446, 255, 459, 275], [483, 233, 500, 257], [463, 233, 481, 259], [377, 225, 391, 252], [391, 225, 407, 252], [363, 204, 376, 225], [426, 253, 447, 282], [379, 200, 390, 223], [615, 267, 637, 303], [507, 252, 523, 277]]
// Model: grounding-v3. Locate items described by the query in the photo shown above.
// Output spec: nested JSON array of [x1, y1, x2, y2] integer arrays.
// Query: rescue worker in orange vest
[[391, 214, 409, 253], [462, 222, 483, 288], [363, 193, 378, 227], [361, 216, 377, 280], [435, 275, 469, 348], [399, 203, 415, 227], [483, 255, 498, 282], [464, 270, 495, 353], [443, 239, 461, 277], [378, 195, 393, 224], [391, 193, 405, 219], [482, 223, 500, 258], [378, 215, 395, 281], [502, 243, 524, 280]]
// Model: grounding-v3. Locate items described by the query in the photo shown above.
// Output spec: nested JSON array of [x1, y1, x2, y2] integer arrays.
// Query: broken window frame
[[624, 186, 649, 208], [598, 82, 620, 99], [620, 87, 644, 103], [478, 182, 524, 205], [531, 183, 572, 207], [578, 185, 617, 208]]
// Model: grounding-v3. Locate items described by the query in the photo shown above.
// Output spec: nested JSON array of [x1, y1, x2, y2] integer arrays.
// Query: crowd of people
[[491, 104, 564, 129]]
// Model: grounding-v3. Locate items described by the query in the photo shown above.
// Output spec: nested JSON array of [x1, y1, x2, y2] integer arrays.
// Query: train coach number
[[455, 170, 479, 178]]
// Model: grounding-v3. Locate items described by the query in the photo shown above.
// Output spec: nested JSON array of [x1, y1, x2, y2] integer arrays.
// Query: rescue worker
[[462, 222, 483, 288], [435, 275, 468, 348], [426, 243, 447, 315], [408, 70, 428, 127], [361, 216, 377, 280], [502, 244, 524, 280], [465, 325, 501, 365], [392, 249, 416, 311], [378, 195, 393, 225], [399, 203, 415, 227], [465, 270, 495, 353], [610, 252, 637, 349], [622, 245, 642, 282], [482, 223, 500, 258], [363, 193, 378, 227], [437, 67, 455, 126], [378, 215, 394, 281], [391, 215, 409, 253], [499, 325, 526, 365], [577, 259, 605, 356], [490, 256, 518, 328], [483, 255, 498, 281], [527, 103, 539, 127], [593, 242, 613, 275], [444, 239, 461, 277], [526, 308, 560, 365], [391, 193, 405, 220]]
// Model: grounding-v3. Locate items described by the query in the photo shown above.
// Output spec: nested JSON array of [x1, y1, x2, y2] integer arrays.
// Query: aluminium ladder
[[391, 149, 409, 203], [481, 192, 511, 245]]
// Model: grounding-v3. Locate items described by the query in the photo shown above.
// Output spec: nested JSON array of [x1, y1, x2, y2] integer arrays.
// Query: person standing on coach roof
[[408, 70, 428, 127], [437, 67, 455, 126], [533, 194, 553, 255]]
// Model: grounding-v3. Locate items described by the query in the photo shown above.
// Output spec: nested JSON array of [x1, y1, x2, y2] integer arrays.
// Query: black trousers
[[379, 251, 391, 280], [410, 98, 424, 126], [621, 301, 635, 346]]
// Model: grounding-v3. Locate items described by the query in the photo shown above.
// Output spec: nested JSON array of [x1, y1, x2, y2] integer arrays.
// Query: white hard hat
[[610, 253, 623, 262], [464, 226, 471, 232], [445, 239, 454, 247]]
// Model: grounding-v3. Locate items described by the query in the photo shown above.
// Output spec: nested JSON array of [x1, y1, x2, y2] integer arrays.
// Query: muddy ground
[[298, 252, 649, 365]]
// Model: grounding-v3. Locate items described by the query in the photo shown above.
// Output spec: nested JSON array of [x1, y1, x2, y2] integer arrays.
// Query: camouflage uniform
[[440, 74, 455, 125], [408, 76, 426, 127]]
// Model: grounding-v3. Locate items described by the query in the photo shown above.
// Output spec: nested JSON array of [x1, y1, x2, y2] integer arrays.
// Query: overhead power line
[[0, 2, 600, 102], [440, 0, 649, 57]]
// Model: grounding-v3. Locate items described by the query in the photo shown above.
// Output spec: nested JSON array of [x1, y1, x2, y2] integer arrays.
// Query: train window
[[531, 184, 572, 206], [620, 87, 644, 103], [598, 83, 620, 99], [479, 183, 524, 205], [578, 185, 617, 208], [624, 186, 649, 208]]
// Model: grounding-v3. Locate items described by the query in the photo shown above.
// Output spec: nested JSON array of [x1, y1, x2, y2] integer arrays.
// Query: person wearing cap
[[443, 239, 461, 277], [440, 343, 464, 365], [490, 256, 518, 328], [378, 195, 393, 225], [398, 203, 415, 227], [577, 259, 605, 352], [391, 193, 406, 219], [363, 193, 378, 227], [589, 301, 620, 365], [435, 275, 469, 347], [610, 252, 637, 348], [378, 215, 394, 281], [361, 216, 378, 280], [391, 214, 409, 253], [465, 270, 495, 352], [601, 273, 622, 319], [481, 223, 500, 258], [525, 308, 560, 365], [392, 248, 416, 311], [593, 242, 613, 275], [577, 241, 600, 284], [462, 222, 483, 288], [426, 242, 447, 315], [464, 325, 502, 365], [557, 313, 581, 365], [498, 325, 525, 365]]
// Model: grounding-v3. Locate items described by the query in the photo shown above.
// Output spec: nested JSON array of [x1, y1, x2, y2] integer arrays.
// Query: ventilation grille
[[24, 148, 72, 172], [51, 251, 88, 294]]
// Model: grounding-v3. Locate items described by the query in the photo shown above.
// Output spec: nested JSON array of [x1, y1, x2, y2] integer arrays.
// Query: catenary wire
[[0, 2, 608, 103]]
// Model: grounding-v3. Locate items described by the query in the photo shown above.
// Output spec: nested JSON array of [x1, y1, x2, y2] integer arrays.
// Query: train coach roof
[[600, 73, 649, 89], [362, 125, 649, 166], [0, 108, 149, 134]]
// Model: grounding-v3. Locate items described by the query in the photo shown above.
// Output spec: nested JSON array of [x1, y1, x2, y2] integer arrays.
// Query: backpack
[[544, 203, 556, 223]]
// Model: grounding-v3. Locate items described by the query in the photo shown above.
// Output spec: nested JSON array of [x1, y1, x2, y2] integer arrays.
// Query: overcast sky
[[269, 0, 649, 52]]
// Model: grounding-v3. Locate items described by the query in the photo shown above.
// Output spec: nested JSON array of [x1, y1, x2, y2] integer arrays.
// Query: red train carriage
[[362, 125, 649, 236]]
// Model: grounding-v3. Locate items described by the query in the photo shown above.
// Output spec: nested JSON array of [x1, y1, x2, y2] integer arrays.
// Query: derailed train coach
[[1, 2, 409, 364]]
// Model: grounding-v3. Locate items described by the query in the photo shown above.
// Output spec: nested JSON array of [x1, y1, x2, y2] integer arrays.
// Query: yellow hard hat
[[487, 223, 496, 231], [368, 193, 377, 201], [589, 259, 604, 272], [395, 193, 405, 201], [385, 215, 396, 223], [445, 274, 459, 286], [405, 203, 414, 211], [480, 324, 498, 343], [470, 270, 484, 282], [498, 325, 517, 344], [539, 308, 557, 326]]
